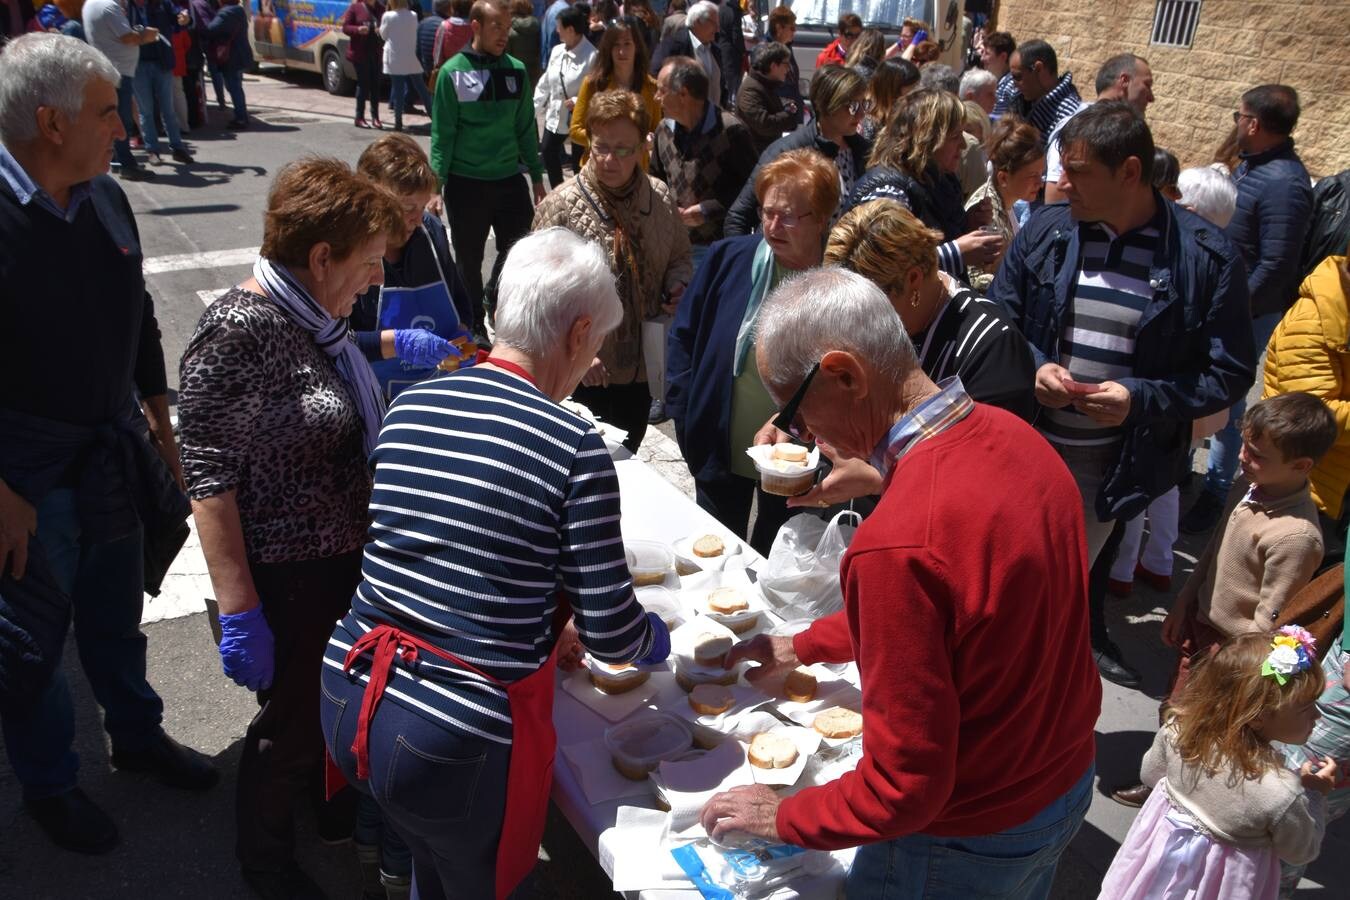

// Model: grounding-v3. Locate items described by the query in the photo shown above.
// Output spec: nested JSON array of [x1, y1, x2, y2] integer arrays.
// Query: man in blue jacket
[[990, 102, 1255, 687], [1182, 84, 1314, 534]]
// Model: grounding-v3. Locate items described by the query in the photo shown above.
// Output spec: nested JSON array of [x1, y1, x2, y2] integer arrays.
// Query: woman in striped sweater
[[322, 227, 668, 900]]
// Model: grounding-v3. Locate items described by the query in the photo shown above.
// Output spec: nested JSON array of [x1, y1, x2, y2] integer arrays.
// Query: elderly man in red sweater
[[701, 268, 1101, 898]]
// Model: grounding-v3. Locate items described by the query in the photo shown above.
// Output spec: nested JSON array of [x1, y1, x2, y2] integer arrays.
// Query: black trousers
[[540, 129, 582, 189], [1088, 519, 1128, 649], [572, 381, 651, 455], [694, 473, 792, 558], [354, 53, 381, 120], [235, 550, 362, 872], [183, 67, 205, 130], [444, 172, 533, 336]]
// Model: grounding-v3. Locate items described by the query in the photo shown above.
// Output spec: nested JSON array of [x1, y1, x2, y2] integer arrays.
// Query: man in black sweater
[[0, 33, 217, 857]]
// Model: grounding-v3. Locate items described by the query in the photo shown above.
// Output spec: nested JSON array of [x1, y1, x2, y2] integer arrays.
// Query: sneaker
[[1179, 491, 1225, 535], [25, 788, 120, 855], [647, 398, 668, 425], [147, 151, 164, 165], [171, 147, 195, 165], [111, 729, 219, 790]]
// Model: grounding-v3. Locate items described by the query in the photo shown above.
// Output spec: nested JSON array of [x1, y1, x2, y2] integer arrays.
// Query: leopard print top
[[178, 287, 372, 564]]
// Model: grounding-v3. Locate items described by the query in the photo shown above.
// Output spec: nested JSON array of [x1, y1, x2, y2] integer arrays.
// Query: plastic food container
[[744, 444, 821, 497], [625, 539, 675, 587], [636, 585, 682, 629], [603, 713, 694, 780]]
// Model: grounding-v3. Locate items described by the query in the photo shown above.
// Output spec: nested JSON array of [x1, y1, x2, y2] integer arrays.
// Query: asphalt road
[[0, 65, 1345, 899]]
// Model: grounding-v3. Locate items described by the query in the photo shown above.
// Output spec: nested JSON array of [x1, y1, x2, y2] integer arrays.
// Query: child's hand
[[1299, 756, 1338, 795], [1161, 598, 1190, 648]]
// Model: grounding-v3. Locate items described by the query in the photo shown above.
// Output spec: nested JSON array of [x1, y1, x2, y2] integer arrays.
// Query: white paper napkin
[[561, 738, 654, 806], [654, 739, 756, 836], [560, 665, 669, 723], [602, 806, 693, 892]]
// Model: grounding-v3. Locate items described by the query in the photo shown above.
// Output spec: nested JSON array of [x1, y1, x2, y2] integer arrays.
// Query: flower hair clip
[[1261, 625, 1318, 685]]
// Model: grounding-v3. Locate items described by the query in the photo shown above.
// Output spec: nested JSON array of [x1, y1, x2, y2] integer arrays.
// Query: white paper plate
[[678, 569, 768, 634], [735, 719, 821, 787], [671, 532, 747, 574], [561, 663, 668, 723], [666, 681, 772, 732]]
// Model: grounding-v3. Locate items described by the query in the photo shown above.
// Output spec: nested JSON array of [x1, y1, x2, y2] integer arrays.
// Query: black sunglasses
[[771, 361, 820, 440]]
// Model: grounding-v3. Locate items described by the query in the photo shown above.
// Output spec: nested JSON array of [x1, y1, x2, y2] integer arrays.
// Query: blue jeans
[[390, 73, 432, 121], [114, 74, 138, 168], [133, 62, 186, 154], [321, 662, 511, 900], [844, 765, 1094, 899], [1202, 311, 1283, 500], [0, 489, 163, 799], [221, 68, 248, 124], [356, 793, 413, 879]]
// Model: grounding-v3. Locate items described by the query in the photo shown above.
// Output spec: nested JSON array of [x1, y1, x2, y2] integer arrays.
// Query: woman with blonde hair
[[532, 89, 692, 452], [859, 56, 918, 142], [842, 27, 885, 81], [846, 87, 1003, 279], [964, 116, 1044, 290]]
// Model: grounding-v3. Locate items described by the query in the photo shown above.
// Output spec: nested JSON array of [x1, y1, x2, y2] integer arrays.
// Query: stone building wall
[[995, 0, 1350, 178]]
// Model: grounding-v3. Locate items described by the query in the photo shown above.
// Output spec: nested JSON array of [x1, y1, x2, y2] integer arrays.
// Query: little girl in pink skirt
[[1099, 627, 1338, 899]]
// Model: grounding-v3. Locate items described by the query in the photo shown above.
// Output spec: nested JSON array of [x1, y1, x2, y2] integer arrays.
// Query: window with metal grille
[[1151, 0, 1203, 48]]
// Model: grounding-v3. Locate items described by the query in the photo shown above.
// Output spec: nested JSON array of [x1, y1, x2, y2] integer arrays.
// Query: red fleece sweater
[[776, 404, 1101, 850]]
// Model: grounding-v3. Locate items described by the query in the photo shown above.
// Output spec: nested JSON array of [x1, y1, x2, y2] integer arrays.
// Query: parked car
[[249, 0, 363, 95]]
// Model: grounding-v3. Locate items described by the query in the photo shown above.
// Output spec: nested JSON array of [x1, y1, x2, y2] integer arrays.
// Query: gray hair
[[0, 33, 120, 147], [494, 228, 623, 357], [1177, 165, 1239, 229], [686, 1, 718, 27], [919, 64, 960, 96], [958, 67, 996, 100], [755, 268, 918, 393]]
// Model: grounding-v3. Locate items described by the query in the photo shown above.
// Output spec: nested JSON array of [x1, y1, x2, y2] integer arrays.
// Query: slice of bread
[[747, 732, 799, 769], [812, 706, 863, 739], [675, 667, 739, 693], [784, 667, 818, 703], [771, 443, 809, 464], [692, 632, 733, 665], [692, 534, 726, 558], [589, 664, 650, 695], [707, 587, 749, 615], [688, 683, 735, 715]]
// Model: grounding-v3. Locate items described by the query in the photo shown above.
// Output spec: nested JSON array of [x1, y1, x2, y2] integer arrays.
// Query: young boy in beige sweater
[[1113, 392, 1337, 809], [1162, 392, 1337, 695]]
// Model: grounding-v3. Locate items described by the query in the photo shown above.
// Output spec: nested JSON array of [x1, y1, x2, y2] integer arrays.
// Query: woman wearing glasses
[[667, 148, 838, 553], [724, 64, 870, 237], [533, 89, 692, 453]]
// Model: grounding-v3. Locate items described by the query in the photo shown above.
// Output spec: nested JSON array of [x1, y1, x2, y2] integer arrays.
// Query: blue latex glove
[[393, 328, 454, 368], [635, 612, 672, 666], [218, 606, 275, 692]]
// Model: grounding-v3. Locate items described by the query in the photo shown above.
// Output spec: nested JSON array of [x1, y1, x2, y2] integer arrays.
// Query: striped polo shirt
[[324, 367, 655, 745], [1040, 222, 1159, 446]]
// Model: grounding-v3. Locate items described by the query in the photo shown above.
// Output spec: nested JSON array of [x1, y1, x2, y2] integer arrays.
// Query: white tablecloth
[[550, 452, 851, 899]]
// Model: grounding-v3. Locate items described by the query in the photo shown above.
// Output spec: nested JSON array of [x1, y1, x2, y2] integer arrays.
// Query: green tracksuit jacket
[[430, 48, 543, 184]]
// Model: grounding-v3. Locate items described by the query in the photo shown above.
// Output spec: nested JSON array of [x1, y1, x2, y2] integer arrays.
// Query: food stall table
[[550, 452, 854, 898]]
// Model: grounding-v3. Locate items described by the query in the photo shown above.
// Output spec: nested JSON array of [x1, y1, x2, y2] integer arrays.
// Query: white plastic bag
[[757, 510, 859, 620]]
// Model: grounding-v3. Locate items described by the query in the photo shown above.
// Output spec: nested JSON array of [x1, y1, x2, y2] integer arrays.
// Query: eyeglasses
[[846, 99, 866, 116], [771, 360, 820, 440], [842, 30, 860, 39], [591, 143, 638, 159], [1232, 111, 1255, 124], [761, 206, 814, 229]]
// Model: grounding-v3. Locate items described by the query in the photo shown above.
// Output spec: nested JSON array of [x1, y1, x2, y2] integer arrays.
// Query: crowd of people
[[2, 3, 1350, 900]]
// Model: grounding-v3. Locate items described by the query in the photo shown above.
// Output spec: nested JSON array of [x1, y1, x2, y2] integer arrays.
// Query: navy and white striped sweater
[[325, 366, 655, 744]]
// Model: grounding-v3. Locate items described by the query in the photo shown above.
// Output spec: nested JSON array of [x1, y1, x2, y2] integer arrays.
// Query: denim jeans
[[355, 793, 413, 879], [845, 765, 1094, 900], [133, 62, 187, 154], [1202, 311, 1283, 500], [321, 663, 512, 900], [389, 73, 432, 121], [0, 489, 163, 799], [221, 68, 248, 124], [114, 74, 138, 168]]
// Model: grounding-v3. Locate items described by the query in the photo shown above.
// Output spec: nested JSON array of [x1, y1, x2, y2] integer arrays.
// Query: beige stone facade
[[995, 0, 1350, 178]]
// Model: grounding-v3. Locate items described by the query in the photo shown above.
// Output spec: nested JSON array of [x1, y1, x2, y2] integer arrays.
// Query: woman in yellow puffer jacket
[[1263, 248, 1350, 525]]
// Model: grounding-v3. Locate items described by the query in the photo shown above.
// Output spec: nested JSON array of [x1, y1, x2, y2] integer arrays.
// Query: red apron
[[338, 626, 560, 900], [331, 357, 563, 899]]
